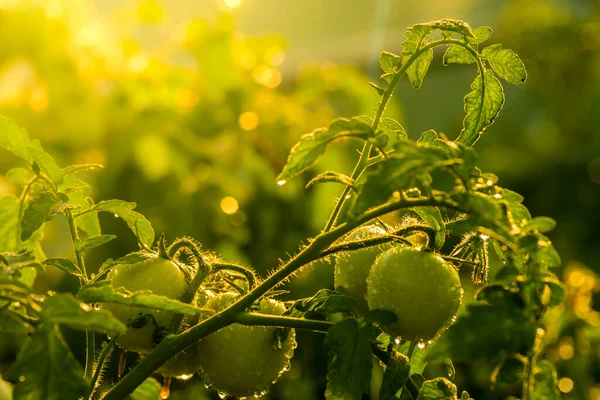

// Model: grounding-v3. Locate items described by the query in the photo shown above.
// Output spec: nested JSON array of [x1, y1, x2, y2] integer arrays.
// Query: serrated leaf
[[6, 168, 34, 185], [531, 361, 561, 400], [20, 191, 77, 241], [418, 19, 474, 38], [416, 378, 457, 400], [0, 309, 29, 334], [418, 130, 438, 144], [524, 217, 556, 233], [471, 26, 493, 44], [0, 250, 43, 276], [413, 207, 445, 249], [62, 164, 103, 176], [456, 70, 505, 146], [0, 116, 41, 164], [130, 377, 162, 400], [77, 281, 203, 314], [85, 200, 154, 247], [306, 171, 356, 191], [426, 298, 536, 362], [5, 324, 87, 400], [83, 234, 117, 250], [406, 48, 434, 88], [518, 234, 561, 267], [277, 118, 374, 182], [27, 146, 63, 185], [43, 258, 82, 276], [481, 44, 527, 84], [379, 118, 407, 150], [41, 293, 126, 334], [354, 142, 454, 215], [380, 51, 401, 74], [443, 45, 476, 65], [324, 319, 373, 399], [380, 349, 410, 400]]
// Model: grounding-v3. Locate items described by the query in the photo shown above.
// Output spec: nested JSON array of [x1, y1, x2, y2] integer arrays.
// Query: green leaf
[[83, 234, 117, 250], [401, 25, 434, 89], [277, 117, 374, 182], [62, 164, 103, 176], [380, 349, 410, 400], [324, 319, 373, 399], [427, 296, 536, 362], [443, 45, 476, 65], [41, 293, 126, 334], [531, 361, 561, 400], [456, 70, 505, 146], [491, 355, 525, 388], [354, 142, 454, 215], [481, 44, 527, 84], [20, 191, 77, 241], [130, 378, 162, 400], [0, 250, 43, 276], [27, 146, 64, 185], [77, 281, 203, 314], [417, 130, 438, 144], [406, 48, 434, 89], [86, 200, 154, 247], [397, 341, 428, 375], [416, 377, 458, 400], [0, 116, 41, 164], [524, 217, 556, 233], [518, 234, 561, 267], [5, 324, 87, 400], [6, 168, 34, 185], [43, 258, 83, 277], [380, 51, 401, 74], [0, 309, 29, 334], [365, 309, 398, 325], [369, 82, 385, 96], [470, 26, 492, 43], [413, 207, 445, 250], [379, 118, 408, 148]]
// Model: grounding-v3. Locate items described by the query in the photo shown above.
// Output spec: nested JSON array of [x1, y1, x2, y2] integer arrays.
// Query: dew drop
[[282, 362, 291, 372], [217, 390, 230, 399], [18, 376, 25, 382], [394, 338, 401, 345], [160, 377, 171, 399], [277, 179, 287, 186], [177, 374, 194, 381], [113, 213, 119, 218], [417, 341, 427, 349], [204, 382, 212, 389], [344, 194, 352, 199]]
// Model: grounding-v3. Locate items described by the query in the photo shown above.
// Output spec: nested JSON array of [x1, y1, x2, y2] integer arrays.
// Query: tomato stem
[[233, 312, 333, 332]]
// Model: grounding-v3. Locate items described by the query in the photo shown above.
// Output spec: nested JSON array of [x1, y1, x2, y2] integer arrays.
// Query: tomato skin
[[334, 225, 389, 314], [104, 256, 187, 353], [197, 293, 296, 398], [366, 247, 462, 341]]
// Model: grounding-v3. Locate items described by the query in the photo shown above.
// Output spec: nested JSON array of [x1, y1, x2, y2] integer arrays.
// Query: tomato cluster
[[335, 225, 463, 342]]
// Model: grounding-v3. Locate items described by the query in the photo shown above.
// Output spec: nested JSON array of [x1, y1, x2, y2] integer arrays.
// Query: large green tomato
[[334, 225, 389, 313], [104, 256, 187, 353], [366, 247, 462, 341], [197, 293, 296, 398]]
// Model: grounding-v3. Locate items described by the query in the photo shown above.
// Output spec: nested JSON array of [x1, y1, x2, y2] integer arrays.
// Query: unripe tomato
[[334, 225, 389, 313], [197, 293, 296, 398], [366, 247, 462, 341], [104, 255, 187, 353]]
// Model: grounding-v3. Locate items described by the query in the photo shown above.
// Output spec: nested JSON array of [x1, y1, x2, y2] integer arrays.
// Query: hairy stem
[[87, 336, 117, 400]]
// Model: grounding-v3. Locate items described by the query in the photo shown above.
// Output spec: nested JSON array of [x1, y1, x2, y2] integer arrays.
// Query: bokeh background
[[0, 0, 599, 399]]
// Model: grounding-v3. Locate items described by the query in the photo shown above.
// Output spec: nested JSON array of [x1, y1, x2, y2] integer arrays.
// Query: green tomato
[[197, 293, 296, 398], [366, 247, 462, 342], [334, 225, 390, 314], [104, 255, 187, 353]]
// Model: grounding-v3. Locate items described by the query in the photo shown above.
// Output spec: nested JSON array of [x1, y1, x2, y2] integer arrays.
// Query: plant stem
[[102, 38, 488, 400], [233, 312, 333, 332], [87, 336, 117, 400]]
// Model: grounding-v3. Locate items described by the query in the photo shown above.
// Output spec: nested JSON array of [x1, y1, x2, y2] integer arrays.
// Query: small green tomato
[[104, 255, 187, 353], [197, 293, 295, 398], [334, 225, 390, 313], [366, 247, 462, 342]]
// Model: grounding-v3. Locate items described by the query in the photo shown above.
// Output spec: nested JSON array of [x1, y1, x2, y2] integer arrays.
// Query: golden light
[[558, 343, 574, 360], [44, 0, 63, 20], [222, 0, 243, 9], [220, 197, 239, 215], [239, 111, 259, 131], [265, 47, 285, 67], [252, 65, 282, 88], [29, 87, 49, 112], [237, 49, 257, 70], [558, 377, 574, 393]]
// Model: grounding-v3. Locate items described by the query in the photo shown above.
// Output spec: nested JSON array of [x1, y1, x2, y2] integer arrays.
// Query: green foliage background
[[0, 0, 598, 399]]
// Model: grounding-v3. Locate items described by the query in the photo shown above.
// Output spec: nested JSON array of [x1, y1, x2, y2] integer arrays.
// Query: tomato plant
[[0, 15, 572, 400]]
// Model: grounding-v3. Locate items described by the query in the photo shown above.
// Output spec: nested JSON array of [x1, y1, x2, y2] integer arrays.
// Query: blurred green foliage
[[0, 0, 598, 399]]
